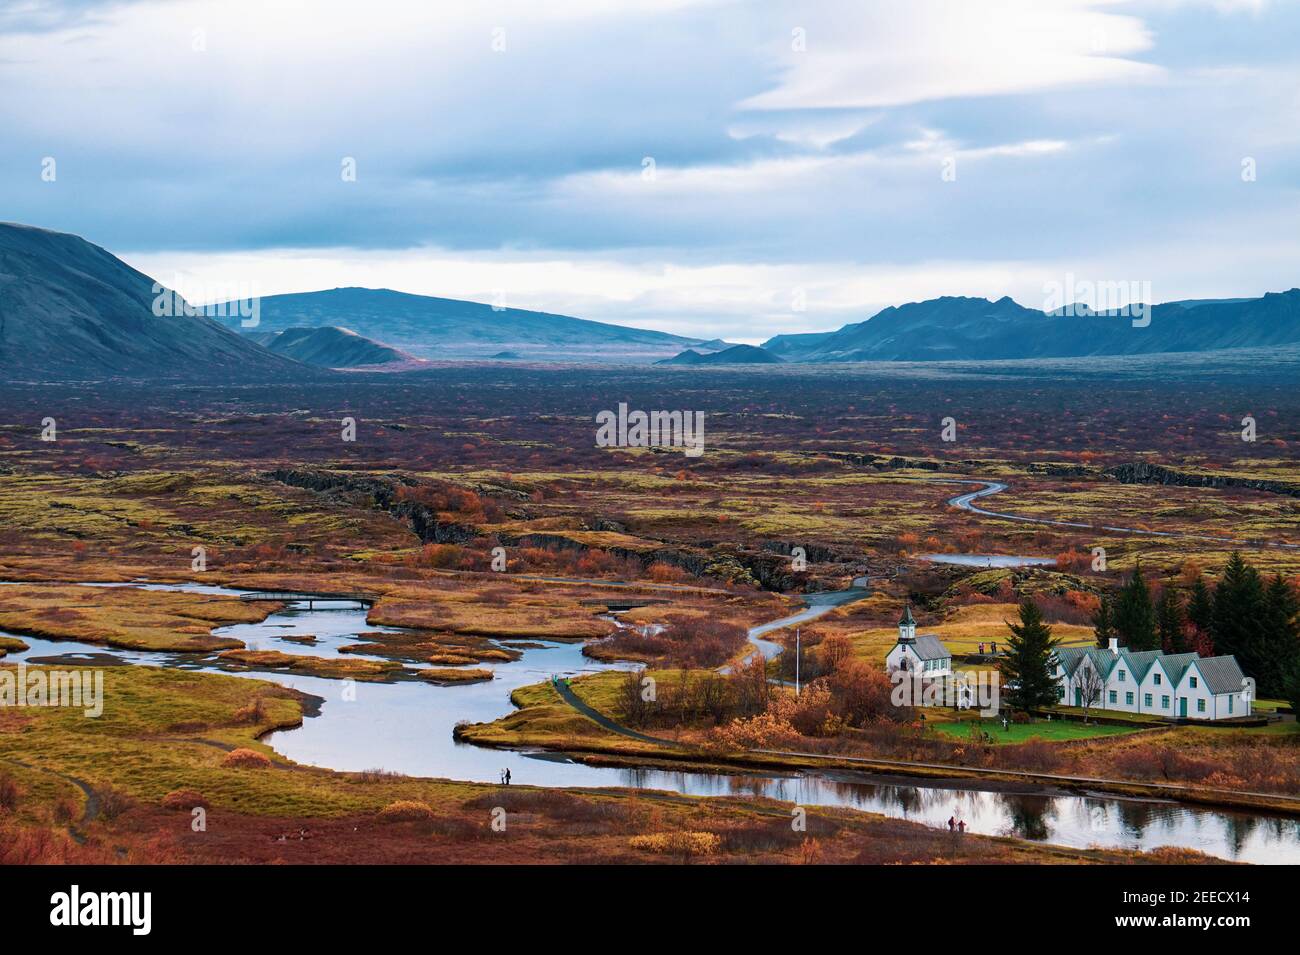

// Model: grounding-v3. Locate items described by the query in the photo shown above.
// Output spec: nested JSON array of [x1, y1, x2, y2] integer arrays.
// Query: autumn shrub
[[160, 789, 209, 811], [377, 800, 437, 823], [824, 660, 905, 727], [711, 712, 800, 749], [599, 613, 746, 669], [222, 747, 273, 769], [1000, 738, 1063, 772], [0, 772, 20, 811], [629, 831, 720, 857]]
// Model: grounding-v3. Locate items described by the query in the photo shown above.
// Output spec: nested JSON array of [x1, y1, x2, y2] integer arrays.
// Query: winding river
[[4, 578, 1299, 863]]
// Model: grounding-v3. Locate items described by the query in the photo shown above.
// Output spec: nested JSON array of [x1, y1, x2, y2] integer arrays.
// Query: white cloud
[[741, 0, 1161, 110]]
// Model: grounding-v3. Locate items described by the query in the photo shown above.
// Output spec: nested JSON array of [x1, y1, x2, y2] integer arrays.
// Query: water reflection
[[4, 580, 1299, 864]]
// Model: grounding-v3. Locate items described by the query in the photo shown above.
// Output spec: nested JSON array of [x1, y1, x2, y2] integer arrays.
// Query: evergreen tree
[[1091, 594, 1115, 649], [1113, 563, 1157, 650], [1000, 597, 1061, 712], [1283, 662, 1300, 723], [1187, 575, 1214, 639], [1259, 573, 1300, 698], [1211, 551, 1267, 681], [1156, 586, 1187, 653]]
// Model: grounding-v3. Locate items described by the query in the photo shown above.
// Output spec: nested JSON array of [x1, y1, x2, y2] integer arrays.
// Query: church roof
[[898, 604, 916, 627], [908, 634, 950, 661]]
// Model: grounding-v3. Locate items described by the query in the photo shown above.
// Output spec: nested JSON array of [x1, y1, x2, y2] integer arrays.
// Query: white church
[[884, 604, 953, 676]]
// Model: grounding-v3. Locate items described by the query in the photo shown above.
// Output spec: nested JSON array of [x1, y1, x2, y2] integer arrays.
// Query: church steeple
[[898, 603, 917, 643]]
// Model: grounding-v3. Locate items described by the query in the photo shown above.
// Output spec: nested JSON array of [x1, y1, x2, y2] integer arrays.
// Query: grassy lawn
[[927, 717, 1142, 745]]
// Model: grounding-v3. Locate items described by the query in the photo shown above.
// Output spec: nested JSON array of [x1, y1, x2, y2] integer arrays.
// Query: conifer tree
[[1259, 573, 1300, 698], [1113, 563, 1157, 650], [1157, 586, 1187, 653], [1211, 552, 1266, 670], [1091, 594, 1115, 649], [1187, 575, 1214, 641], [1000, 597, 1061, 712]]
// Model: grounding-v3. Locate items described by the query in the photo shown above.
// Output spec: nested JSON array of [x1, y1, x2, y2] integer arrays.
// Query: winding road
[[934, 477, 1299, 552]]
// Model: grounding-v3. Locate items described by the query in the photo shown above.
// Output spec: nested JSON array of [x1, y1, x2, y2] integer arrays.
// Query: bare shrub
[[94, 784, 133, 822]]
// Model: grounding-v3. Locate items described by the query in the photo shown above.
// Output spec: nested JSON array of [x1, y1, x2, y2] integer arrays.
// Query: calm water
[[4, 580, 1299, 864], [920, 554, 1057, 568]]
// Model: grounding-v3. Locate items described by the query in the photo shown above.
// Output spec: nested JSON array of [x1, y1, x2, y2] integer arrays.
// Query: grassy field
[[927, 718, 1143, 745]]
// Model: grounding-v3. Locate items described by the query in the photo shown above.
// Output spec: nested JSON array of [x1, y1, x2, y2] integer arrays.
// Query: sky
[[2, 0, 1298, 342]]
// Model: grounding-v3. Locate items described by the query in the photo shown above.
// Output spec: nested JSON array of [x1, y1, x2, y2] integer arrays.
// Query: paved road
[[930, 477, 1299, 552], [549, 677, 684, 747]]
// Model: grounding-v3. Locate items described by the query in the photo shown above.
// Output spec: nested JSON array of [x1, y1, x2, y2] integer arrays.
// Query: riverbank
[[3, 661, 1203, 866], [457, 673, 1300, 819]]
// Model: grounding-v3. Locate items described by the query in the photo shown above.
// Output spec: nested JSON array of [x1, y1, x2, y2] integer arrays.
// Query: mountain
[[252, 326, 416, 368], [212, 287, 706, 363], [0, 222, 305, 382], [656, 344, 783, 365], [762, 291, 1300, 362]]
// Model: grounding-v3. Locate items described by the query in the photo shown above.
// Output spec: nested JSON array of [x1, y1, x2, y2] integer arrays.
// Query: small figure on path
[[958, 819, 967, 834], [947, 815, 956, 832], [504, 767, 512, 786]]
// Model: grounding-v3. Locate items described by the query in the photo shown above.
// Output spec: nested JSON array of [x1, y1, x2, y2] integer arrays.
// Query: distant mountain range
[[211, 287, 714, 363], [4, 221, 1300, 381], [763, 292, 1300, 362], [0, 222, 303, 381]]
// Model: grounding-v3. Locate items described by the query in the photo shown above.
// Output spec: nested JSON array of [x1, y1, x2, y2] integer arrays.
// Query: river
[[3, 579, 1298, 863]]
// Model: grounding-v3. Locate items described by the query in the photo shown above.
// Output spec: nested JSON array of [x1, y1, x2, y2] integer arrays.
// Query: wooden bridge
[[238, 591, 377, 608], [578, 597, 669, 612]]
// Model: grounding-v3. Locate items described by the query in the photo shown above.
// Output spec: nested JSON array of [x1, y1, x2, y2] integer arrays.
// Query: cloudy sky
[[2, 0, 1297, 341]]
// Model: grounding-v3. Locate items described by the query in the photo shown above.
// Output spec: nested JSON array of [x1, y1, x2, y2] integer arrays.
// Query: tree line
[[1090, 552, 1299, 699]]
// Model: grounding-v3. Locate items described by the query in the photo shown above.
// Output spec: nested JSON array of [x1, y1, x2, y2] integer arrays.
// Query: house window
[[1058, 686, 1065, 699], [1162, 695, 1170, 709], [1229, 696, 1234, 714], [1190, 677, 1198, 689], [1154, 673, 1162, 685], [1118, 670, 1126, 682], [1144, 694, 1152, 707], [1108, 690, 1117, 704], [1197, 699, 1206, 713], [1125, 692, 1134, 706]]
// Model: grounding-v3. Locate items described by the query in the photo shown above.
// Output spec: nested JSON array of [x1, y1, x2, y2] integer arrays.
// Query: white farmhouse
[[884, 605, 952, 677], [1055, 638, 1251, 720]]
